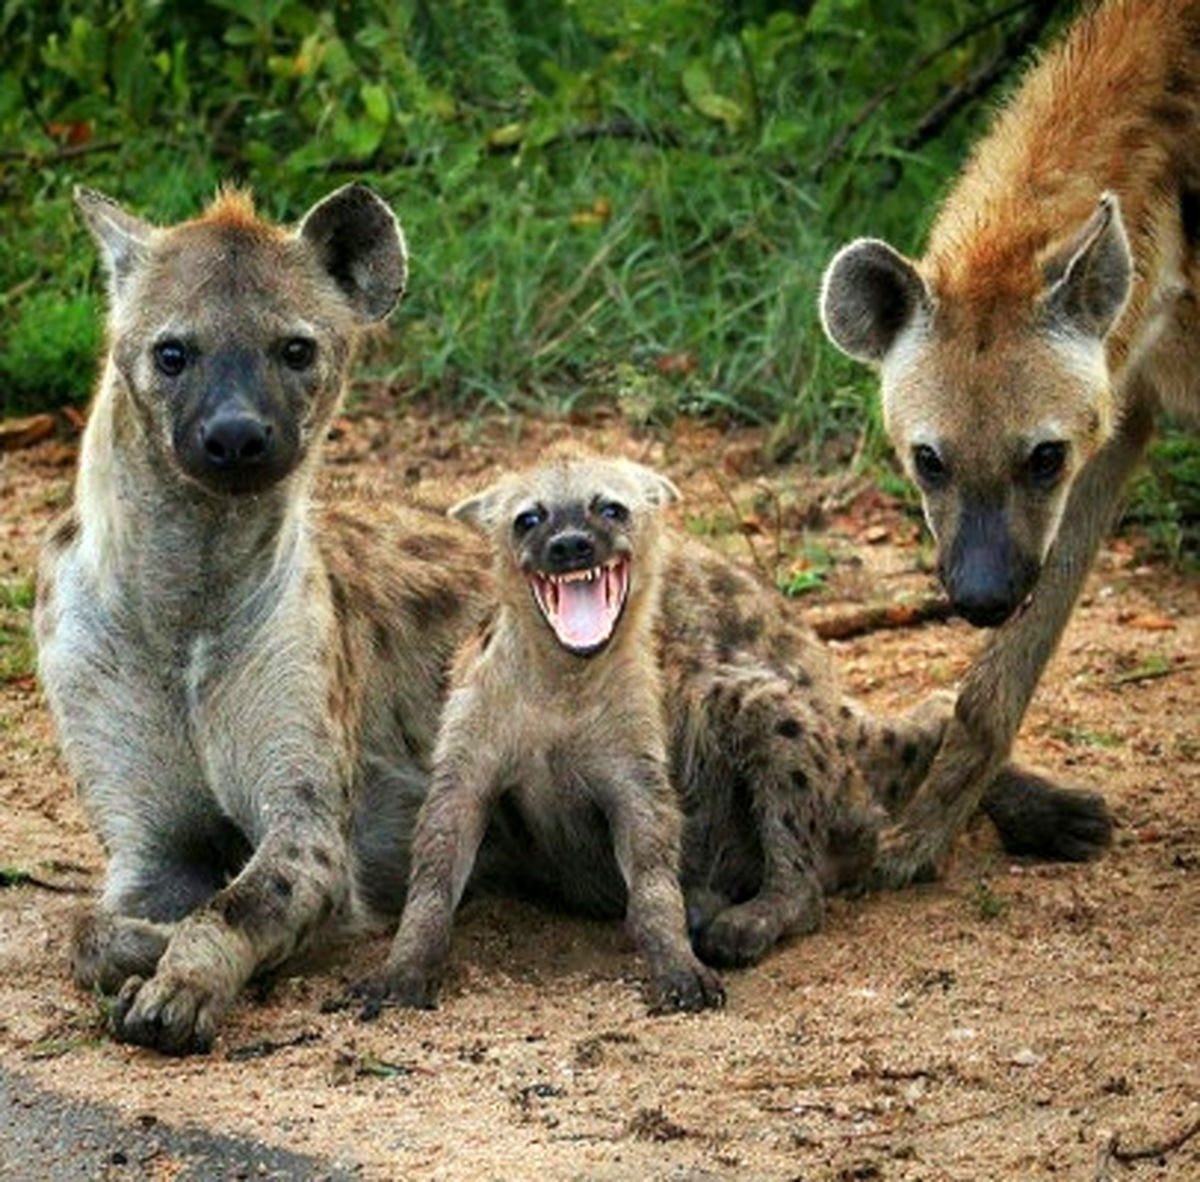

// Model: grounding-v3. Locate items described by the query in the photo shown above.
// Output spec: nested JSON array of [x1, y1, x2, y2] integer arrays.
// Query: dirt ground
[[1, 403, 1197, 1181]]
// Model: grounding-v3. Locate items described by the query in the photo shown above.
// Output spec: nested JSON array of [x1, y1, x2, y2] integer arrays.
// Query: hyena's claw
[[352, 971, 440, 1019], [112, 973, 220, 1056], [647, 960, 726, 1014]]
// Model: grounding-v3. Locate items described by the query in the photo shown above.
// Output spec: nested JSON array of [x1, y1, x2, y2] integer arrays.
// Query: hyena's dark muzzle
[[938, 503, 1041, 629], [172, 347, 302, 495], [522, 515, 631, 657]]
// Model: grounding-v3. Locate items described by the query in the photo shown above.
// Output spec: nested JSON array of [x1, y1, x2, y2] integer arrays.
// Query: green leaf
[[680, 61, 743, 131], [331, 110, 384, 160], [361, 83, 390, 126], [487, 121, 526, 149], [223, 24, 259, 47]]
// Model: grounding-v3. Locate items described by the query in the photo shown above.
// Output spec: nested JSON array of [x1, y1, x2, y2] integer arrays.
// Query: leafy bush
[[0, 0, 1056, 420], [0, 290, 101, 412]]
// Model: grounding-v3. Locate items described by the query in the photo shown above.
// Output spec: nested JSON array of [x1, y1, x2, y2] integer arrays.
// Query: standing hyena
[[819, 0, 1200, 885], [36, 184, 490, 1054]]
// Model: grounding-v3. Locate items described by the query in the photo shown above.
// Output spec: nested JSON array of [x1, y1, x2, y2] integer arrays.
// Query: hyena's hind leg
[[838, 692, 954, 819], [842, 692, 1111, 864], [678, 670, 883, 968]]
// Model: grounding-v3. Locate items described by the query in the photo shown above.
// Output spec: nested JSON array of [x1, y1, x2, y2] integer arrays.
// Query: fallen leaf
[[1120, 613, 1176, 632], [654, 352, 697, 377], [0, 414, 55, 452], [61, 405, 88, 432]]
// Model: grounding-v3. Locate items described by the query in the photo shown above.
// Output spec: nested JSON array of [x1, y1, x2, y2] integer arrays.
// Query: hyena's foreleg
[[360, 745, 500, 1013], [871, 391, 1154, 887], [114, 788, 350, 1055], [72, 913, 175, 995], [597, 753, 725, 1013], [844, 692, 1112, 870]]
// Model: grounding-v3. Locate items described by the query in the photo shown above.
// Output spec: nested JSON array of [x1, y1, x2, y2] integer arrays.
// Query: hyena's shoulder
[[657, 535, 837, 695], [318, 500, 490, 650], [35, 507, 81, 600]]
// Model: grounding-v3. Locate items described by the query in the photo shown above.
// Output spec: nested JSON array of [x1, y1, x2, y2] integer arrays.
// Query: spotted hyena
[[818, 0, 1195, 882]]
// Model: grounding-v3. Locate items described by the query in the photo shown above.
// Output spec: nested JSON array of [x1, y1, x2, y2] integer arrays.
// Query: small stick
[[1112, 1113, 1200, 1163], [809, 595, 955, 641]]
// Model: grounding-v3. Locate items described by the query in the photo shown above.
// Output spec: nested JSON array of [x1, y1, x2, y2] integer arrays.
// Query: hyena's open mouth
[[529, 558, 630, 656]]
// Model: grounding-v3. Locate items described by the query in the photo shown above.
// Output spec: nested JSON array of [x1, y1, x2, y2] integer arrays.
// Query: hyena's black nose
[[200, 410, 274, 469], [547, 530, 595, 570], [944, 544, 1037, 629], [952, 585, 1018, 629]]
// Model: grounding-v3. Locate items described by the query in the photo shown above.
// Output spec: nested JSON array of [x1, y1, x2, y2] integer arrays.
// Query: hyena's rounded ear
[[74, 186, 153, 300], [819, 238, 930, 364], [448, 487, 503, 532], [299, 183, 408, 323], [615, 459, 681, 509], [640, 469, 682, 508], [1041, 192, 1132, 341]]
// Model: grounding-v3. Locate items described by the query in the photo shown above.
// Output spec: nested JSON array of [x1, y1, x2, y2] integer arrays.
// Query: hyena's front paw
[[647, 957, 726, 1014], [983, 768, 1113, 862], [71, 911, 171, 995], [112, 972, 227, 1056], [351, 969, 441, 1020], [693, 893, 822, 968]]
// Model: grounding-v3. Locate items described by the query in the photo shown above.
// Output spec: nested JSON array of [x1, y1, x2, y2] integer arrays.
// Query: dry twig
[[809, 595, 955, 641]]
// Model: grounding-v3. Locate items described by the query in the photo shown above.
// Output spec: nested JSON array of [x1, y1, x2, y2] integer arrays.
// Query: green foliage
[[11, 3, 1182, 544], [0, 0, 1057, 427], [969, 878, 1008, 923], [0, 290, 101, 411], [0, 576, 36, 684], [1125, 427, 1200, 567]]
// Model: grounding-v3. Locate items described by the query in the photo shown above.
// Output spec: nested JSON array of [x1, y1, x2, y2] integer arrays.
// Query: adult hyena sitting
[[35, 184, 487, 1054]]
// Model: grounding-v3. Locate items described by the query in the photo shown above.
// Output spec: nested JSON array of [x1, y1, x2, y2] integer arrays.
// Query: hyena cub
[[369, 453, 726, 1013]]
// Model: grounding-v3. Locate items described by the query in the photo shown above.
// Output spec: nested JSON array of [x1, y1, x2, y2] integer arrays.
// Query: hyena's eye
[[513, 507, 546, 537], [280, 337, 317, 371], [596, 500, 628, 523], [911, 444, 949, 488], [1027, 441, 1067, 487], [153, 339, 188, 377]]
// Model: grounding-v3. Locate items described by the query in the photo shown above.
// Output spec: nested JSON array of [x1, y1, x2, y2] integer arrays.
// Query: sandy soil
[[1, 406, 1196, 1181]]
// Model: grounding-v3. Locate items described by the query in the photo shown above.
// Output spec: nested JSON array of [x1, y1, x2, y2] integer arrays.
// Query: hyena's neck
[[923, 0, 1200, 382], [75, 369, 317, 636]]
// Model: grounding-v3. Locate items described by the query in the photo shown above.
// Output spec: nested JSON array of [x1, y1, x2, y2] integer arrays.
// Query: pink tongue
[[555, 578, 613, 649]]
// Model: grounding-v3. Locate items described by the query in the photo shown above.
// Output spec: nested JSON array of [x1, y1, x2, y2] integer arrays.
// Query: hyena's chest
[[473, 728, 631, 915], [40, 552, 338, 828]]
